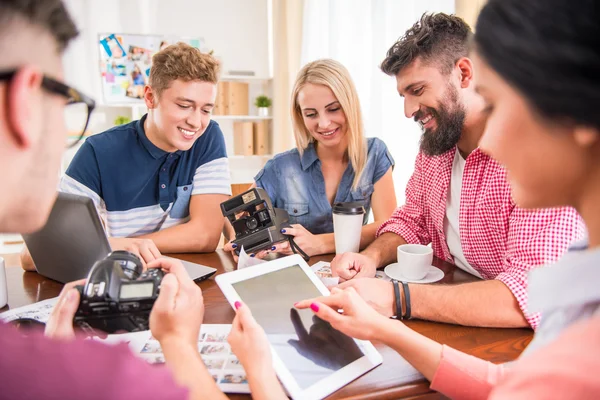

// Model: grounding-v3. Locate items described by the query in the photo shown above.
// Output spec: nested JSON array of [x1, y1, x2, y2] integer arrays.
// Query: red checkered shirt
[[376, 148, 585, 329]]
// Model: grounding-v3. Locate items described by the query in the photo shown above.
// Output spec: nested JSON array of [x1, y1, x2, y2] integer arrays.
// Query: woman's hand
[[223, 240, 240, 262], [295, 287, 391, 341], [228, 302, 287, 399], [225, 224, 328, 260], [228, 301, 273, 373], [253, 224, 328, 258]]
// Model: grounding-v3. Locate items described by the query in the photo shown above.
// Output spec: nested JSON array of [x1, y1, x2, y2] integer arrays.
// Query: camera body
[[74, 251, 163, 333], [221, 188, 291, 255]]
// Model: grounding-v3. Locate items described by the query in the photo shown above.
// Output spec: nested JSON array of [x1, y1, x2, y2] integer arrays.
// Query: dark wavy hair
[[381, 12, 472, 76], [474, 0, 600, 129]]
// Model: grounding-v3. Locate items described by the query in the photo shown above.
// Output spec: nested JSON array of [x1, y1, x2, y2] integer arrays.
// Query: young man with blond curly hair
[[22, 43, 231, 270]]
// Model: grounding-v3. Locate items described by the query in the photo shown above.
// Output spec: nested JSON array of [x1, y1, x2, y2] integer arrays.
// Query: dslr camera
[[221, 188, 291, 255], [74, 251, 163, 334]]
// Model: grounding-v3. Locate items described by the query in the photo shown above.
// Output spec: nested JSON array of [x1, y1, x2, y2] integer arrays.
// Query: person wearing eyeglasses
[[20, 41, 232, 271], [0, 1, 283, 399]]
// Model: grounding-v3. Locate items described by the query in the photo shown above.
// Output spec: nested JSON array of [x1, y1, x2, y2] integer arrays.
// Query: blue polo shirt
[[59, 114, 231, 237]]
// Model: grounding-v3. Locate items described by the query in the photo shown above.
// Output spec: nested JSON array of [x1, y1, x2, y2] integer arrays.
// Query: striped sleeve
[[58, 174, 109, 233], [191, 157, 232, 196]]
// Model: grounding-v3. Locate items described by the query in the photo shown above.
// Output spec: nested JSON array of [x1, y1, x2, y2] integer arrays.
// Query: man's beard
[[416, 85, 466, 156]]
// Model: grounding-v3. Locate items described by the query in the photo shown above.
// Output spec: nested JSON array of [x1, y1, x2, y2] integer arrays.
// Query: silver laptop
[[22, 192, 216, 283]]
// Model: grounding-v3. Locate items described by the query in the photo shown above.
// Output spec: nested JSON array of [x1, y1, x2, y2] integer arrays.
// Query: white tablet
[[216, 254, 382, 400]]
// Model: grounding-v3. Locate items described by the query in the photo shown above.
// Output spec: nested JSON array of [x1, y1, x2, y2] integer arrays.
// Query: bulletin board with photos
[[98, 33, 205, 104]]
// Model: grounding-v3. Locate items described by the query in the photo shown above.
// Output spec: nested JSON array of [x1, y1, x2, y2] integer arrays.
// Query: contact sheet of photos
[[0, 300, 250, 394], [136, 325, 250, 394], [0, 297, 58, 323]]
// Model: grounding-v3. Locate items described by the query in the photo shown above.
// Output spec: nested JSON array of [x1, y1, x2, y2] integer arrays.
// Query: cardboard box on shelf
[[213, 82, 249, 116], [226, 82, 249, 115], [233, 121, 254, 156], [253, 121, 269, 155], [213, 81, 229, 115]]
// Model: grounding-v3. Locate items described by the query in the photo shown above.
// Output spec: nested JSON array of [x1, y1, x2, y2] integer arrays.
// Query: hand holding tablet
[[227, 301, 273, 370], [228, 301, 288, 399], [216, 255, 382, 400]]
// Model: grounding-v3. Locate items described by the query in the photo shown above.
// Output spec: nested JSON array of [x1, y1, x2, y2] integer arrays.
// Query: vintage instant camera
[[74, 251, 164, 334], [221, 188, 291, 255]]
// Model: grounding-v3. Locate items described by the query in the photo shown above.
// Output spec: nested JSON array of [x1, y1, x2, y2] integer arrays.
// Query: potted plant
[[114, 115, 131, 126], [254, 95, 272, 117]]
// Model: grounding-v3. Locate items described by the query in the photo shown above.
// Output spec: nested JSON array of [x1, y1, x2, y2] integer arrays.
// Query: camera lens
[[246, 217, 259, 230]]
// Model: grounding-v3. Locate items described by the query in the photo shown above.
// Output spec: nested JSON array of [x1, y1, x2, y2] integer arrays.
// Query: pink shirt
[[0, 322, 188, 400], [376, 148, 585, 328], [430, 316, 600, 400]]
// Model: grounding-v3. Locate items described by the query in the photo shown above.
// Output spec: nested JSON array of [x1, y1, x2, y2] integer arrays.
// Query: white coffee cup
[[0, 257, 7, 308], [396, 244, 433, 280], [332, 202, 365, 255]]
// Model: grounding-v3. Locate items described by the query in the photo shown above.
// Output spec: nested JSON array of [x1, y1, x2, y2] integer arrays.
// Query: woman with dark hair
[[285, 0, 600, 398]]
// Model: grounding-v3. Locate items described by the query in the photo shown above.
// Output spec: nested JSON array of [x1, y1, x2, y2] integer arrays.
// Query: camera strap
[[288, 237, 310, 262]]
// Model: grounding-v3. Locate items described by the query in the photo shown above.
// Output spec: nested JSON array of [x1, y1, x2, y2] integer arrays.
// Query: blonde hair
[[149, 42, 220, 97], [291, 59, 367, 190]]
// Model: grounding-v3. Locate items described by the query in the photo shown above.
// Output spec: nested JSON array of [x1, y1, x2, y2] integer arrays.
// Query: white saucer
[[383, 263, 444, 284]]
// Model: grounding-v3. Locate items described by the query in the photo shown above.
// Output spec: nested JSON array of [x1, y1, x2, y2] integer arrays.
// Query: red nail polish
[[234, 301, 242, 310], [310, 303, 319, 312]]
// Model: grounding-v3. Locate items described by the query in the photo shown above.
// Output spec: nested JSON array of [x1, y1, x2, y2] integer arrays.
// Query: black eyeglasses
[[0, 69, 96, 148]]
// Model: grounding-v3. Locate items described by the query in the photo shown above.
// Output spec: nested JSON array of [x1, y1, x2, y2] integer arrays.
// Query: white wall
[[62, 0, 270, 104]]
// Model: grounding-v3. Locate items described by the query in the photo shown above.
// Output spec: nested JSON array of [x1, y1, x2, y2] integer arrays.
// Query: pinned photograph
[[99, 34, 126, 58], [127, 45, 152, 63]]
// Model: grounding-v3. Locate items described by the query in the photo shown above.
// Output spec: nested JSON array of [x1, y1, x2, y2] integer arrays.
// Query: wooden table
[[1, 251, 533, 399]]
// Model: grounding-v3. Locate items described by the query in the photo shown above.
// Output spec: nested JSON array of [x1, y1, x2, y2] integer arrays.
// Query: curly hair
[[381, 12, 471, 76], [149, 42, 220, 97]]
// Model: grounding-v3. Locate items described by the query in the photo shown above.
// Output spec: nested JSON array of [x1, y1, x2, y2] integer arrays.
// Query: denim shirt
[[255, 137, 394, 234]]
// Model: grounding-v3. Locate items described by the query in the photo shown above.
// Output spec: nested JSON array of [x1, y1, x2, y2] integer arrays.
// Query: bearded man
[[329, 13, 585, 329]]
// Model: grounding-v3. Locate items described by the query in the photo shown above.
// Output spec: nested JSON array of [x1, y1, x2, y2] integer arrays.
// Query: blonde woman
[[226, 59, 396, 258]]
